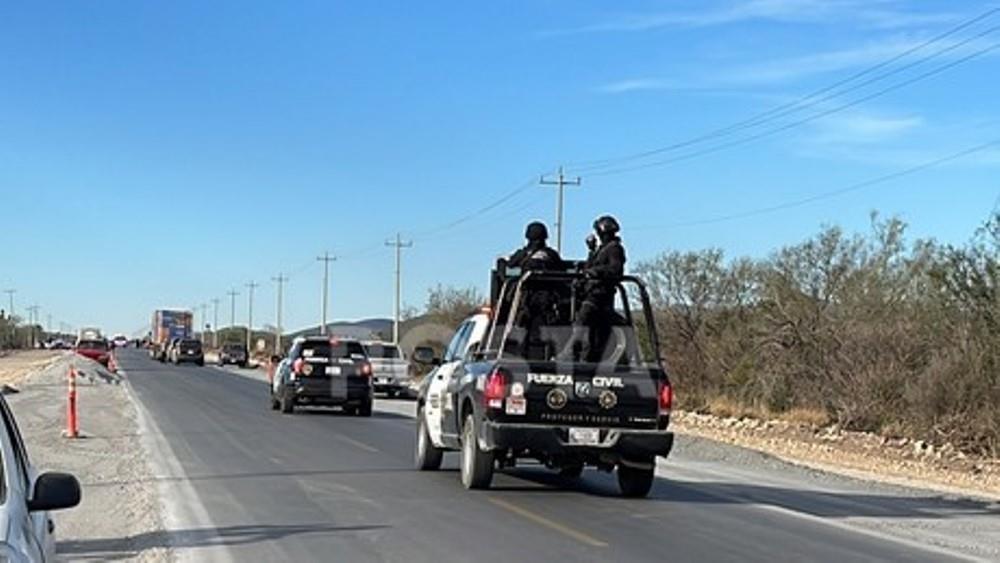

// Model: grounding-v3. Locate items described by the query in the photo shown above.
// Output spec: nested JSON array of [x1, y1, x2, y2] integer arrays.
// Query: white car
[[0, 393, 81, 562], [362, 341, 412, 398]]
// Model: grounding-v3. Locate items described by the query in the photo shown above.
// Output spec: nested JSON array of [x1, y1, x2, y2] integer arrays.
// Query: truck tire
[[279, 392, 295, 414], [415, 411, 444, 471], [617, 463, 655, 498], [460, 413, 493, 490], [270, 394, 280, 411]]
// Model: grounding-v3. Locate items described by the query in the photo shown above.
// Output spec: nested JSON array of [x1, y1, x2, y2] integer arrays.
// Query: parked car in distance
[[363, 341, 411, 398], [170, 338, 204, 366], [218, 343, 249, 368], [111, 334, 129, 349], [0, 390, 81, 561], [74, 338, 110, 367]]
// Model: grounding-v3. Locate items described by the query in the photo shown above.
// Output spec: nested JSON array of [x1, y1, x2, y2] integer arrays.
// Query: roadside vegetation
[[636, 212, 999, 457]]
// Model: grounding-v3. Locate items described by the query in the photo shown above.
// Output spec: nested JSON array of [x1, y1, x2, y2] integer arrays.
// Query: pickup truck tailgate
[[502, 362, 661, 429]]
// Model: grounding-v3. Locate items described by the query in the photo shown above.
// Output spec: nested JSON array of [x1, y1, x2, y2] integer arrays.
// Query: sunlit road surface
[[103, 349, 990, 562]]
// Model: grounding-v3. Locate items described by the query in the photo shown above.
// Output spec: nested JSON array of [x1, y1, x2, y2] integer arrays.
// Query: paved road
[[92, 349, 997, 562]]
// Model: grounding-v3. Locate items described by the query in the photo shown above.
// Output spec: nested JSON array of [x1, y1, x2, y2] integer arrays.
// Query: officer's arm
[[586, 246, 626, 278]]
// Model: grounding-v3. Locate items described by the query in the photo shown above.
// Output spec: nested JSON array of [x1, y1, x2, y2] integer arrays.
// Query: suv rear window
[[364, 344, 400, 359], [180, 340, 202, 350], [223, 344, 244, 352], [301, 340, 366, 360]]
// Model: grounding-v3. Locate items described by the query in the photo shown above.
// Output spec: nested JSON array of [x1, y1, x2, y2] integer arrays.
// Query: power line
[[568, 6, 1000, 174], [411, 177, 538, 240], [632, 138, 1000, 230], [590, 38, 1000, 178]]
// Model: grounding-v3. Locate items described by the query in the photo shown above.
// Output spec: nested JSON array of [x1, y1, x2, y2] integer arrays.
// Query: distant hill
[[286, 318, 393, 341]]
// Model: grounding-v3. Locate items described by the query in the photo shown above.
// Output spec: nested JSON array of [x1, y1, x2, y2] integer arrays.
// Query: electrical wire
[[589, 39, 1000, 178], [630, 138, 1000, 230], [567, 6, 1000, 174]]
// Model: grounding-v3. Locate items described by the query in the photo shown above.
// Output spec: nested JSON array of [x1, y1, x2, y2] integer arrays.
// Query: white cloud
[[596, 31, 999, 94], [543, 0, 958, 36], [808, 112, 925, 144]]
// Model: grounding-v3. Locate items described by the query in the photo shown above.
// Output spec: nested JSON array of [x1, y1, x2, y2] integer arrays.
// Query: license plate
[[568, 427, 600, 445], [325, 366, 342, 376], [505, 396, 526, 416]]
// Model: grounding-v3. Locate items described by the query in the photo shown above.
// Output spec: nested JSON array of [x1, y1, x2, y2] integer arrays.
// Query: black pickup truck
[[415, 260, 673, 497]]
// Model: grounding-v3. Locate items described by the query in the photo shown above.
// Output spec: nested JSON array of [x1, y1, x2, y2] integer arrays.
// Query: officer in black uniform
[[508, 221, 562, 270], [559, 215, 627, 362]]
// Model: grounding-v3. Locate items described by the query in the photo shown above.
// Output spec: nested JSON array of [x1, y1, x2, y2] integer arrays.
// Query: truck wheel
[[279, 393, 295, 414], [357, 400, 373, 417], [460, 413, 493, 490], [617, 463, 655, 498], [415, 411, 444, 471]]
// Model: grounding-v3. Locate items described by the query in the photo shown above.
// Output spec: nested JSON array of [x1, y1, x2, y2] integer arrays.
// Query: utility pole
[[211, 298, 220, 349], [199, 304, 208, 339], [385, 234, 412, 345], [245, 281, 259, 353], [272, 273, 288, 353], [26, 305, 39, 348], [539, 165, 582, 254], [226, 289, 240, 346], [3, 289, 15, 321], [316, 252, 336, 336]]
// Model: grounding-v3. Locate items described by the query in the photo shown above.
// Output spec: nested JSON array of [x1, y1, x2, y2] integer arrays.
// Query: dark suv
[[271, 337, 373, 416], [171, 338, 205, 366], [218, 343, 248, 367]]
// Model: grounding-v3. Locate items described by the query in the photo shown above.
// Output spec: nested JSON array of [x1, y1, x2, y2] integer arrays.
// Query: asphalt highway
[[112, 349, 995, 562]]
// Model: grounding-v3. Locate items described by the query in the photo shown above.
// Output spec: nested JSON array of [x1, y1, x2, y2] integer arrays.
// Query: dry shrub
[[637, 213, 1000, 456]]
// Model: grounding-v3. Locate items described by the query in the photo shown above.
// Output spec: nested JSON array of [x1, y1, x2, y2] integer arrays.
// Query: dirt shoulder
[[0, 350, 63, 386], [673, 410, 1000, 501], [3, 353, 172, 562]]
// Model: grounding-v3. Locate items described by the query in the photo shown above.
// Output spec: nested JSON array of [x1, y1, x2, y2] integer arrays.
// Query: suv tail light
[[360, 362, 373, 377], [658, 380, 673, 415], [484, 368, 508, 409], [292, 358, 305, 378]]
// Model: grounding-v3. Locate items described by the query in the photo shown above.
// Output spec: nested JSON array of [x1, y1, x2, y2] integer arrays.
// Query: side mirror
[[412, 346, 438, 366], [28, 472, 81, 512]]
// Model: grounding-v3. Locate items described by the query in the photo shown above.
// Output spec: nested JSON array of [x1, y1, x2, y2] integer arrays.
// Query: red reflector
[[484, 368, 507, 406], [658, 381, 673, 413]]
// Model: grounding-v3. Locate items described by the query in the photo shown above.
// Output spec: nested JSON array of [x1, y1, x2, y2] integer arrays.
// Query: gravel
[[4, 352, 173, 562]]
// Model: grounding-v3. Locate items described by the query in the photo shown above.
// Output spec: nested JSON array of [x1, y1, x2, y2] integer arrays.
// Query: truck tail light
[[658, 380, 673, 415], [484, 368, 508, 409], [360, 362, 373, 377]]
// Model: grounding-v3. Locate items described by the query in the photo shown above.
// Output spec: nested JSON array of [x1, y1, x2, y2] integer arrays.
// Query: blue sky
[[1, 0, 998, 336]]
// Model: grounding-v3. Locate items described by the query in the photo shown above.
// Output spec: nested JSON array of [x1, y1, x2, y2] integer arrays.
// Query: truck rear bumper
[[482, 421, 674, 460]]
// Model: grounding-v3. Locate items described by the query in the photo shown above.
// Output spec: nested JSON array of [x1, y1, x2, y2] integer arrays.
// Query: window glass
[[443, 322, 472, 362], [0, 400, 28, 496]]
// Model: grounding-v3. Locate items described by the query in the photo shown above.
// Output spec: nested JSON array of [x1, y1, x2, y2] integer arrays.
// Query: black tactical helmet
[[525, 221, 549, 242], [593, 215, 620, 236]]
